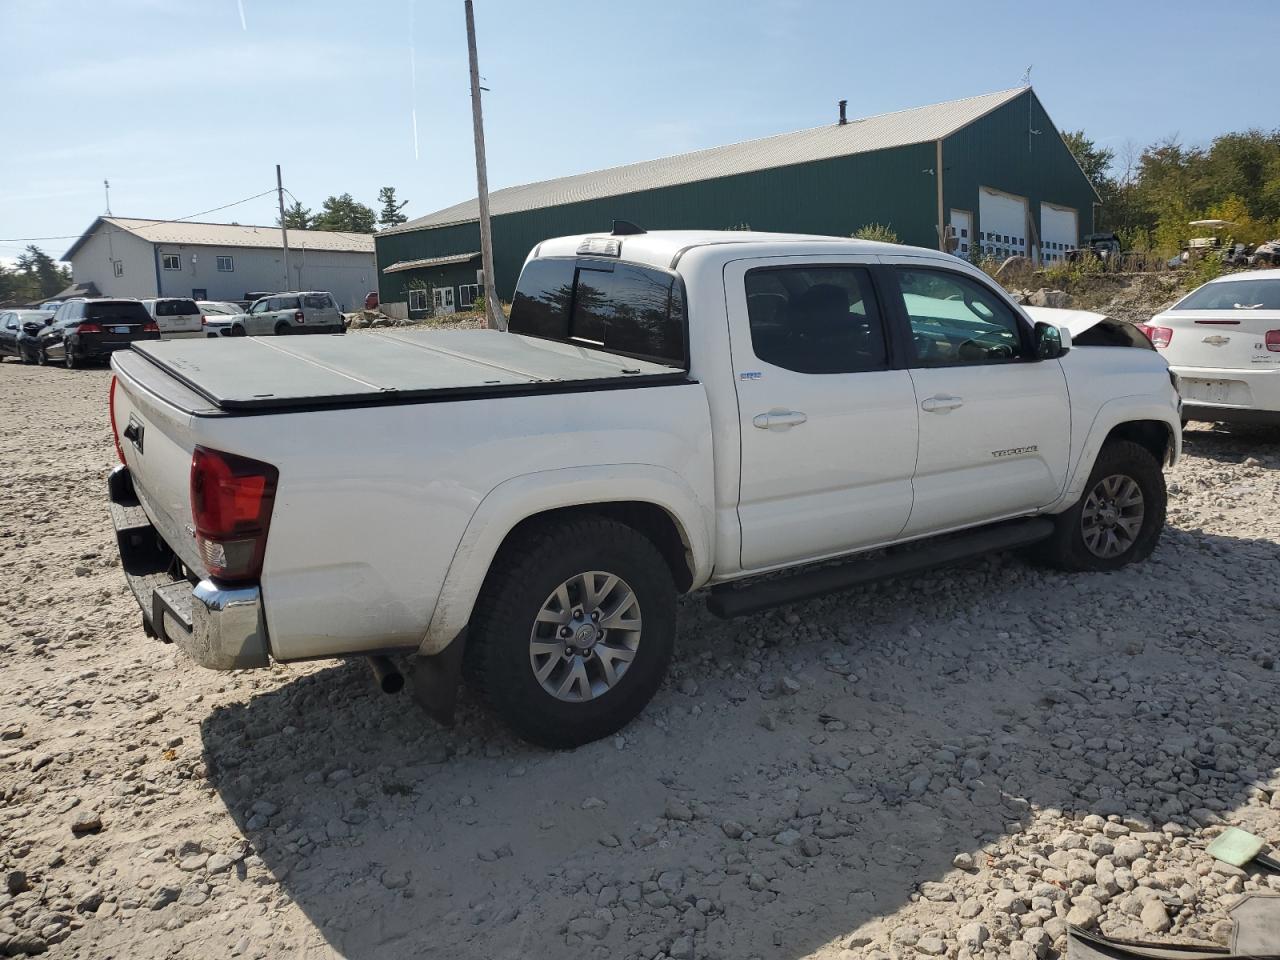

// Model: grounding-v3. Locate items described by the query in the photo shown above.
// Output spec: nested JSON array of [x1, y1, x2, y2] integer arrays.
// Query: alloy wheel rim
[[1081, 474, 1145, 559], [529, 570, 641, 702]]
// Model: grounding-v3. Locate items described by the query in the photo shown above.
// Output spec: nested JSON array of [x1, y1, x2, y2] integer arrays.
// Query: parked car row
[[1, 290, 347, 368], [199, 291, 347, 338]]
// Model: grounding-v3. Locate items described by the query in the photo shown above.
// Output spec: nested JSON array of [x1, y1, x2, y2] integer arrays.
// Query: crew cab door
[[880, 258, 1070, 536], [727, 258, 919, 570]]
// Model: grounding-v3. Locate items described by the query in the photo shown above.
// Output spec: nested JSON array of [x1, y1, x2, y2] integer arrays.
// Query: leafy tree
[[278, 200, 315, 230], [16, 245, 70, 298], [377, 187, 409, 227], [1061, 130, 1115, 193], [313, 193, 377, 234]]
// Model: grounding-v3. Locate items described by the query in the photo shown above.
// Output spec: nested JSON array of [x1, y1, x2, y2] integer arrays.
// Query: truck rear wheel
[[465, 517, 676, 748], [1033, 439, 1166, 572]]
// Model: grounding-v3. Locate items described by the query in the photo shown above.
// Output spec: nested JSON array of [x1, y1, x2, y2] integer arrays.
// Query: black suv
[[38, 299, 160, 368]]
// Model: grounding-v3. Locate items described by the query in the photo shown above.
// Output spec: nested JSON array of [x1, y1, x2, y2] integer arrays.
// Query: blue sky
[[2, 0, 1277, 262]]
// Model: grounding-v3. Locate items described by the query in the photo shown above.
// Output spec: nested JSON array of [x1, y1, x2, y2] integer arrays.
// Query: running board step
[[706, 517, 1055, 619]]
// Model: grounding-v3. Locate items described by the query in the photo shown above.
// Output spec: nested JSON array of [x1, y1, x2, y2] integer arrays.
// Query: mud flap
[[406, 632, 466, 726]]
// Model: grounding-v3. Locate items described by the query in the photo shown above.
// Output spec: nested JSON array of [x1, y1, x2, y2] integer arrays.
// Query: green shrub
[[852, 223, 900, 244]]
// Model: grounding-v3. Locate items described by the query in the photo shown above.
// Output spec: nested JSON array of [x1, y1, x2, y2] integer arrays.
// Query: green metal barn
[[375, 86, 1097, 317]]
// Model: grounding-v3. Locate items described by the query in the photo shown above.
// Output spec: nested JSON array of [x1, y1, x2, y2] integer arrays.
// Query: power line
[[0, 187, 279, 244]]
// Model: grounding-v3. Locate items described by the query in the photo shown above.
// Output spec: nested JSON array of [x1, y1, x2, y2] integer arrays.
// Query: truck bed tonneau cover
[[125, 329, 687, 413]]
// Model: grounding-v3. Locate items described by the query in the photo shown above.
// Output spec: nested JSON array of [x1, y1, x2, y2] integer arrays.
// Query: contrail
[[236, 0, 247, 30], [409, 0, 419, 159]]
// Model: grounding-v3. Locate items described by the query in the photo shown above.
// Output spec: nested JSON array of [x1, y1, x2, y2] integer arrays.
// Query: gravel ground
[[3, 359, 1280, 960]]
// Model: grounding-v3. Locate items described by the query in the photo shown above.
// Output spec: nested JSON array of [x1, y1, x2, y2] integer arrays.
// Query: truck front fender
[[419, 464, 715, 655], [1049, 393, 1182, 513]]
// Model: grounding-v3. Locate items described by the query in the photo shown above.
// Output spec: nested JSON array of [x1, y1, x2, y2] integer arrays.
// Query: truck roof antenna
[[612, 220, 646, 236]]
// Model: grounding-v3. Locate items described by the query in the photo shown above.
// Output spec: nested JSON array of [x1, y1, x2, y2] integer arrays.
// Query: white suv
[[235, 291, 345, 337], [141, 298, 204, 339]]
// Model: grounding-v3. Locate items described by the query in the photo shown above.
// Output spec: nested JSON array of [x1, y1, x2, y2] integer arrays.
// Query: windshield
[[508, 257, 686, 367], [84, 301, 150, 322], [155, 299, 199, 316], [200, 302, 240, 315], [1174, 279, 1280, 310]]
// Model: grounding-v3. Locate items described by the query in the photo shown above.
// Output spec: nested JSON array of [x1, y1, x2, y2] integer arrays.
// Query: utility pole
[[276, 164, 291, 291], [464, 0, 504, 331]]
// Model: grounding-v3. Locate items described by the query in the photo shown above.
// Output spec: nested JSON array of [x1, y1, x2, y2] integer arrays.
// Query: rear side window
[[279, 296, 301, 310], [84, 301, 150, 323], [155, 299, 198, 317], [744, 266, 886, 374], [509, 257, 686, 367], [303, 294, 334, 309], [1174, 279, 1280, 311]]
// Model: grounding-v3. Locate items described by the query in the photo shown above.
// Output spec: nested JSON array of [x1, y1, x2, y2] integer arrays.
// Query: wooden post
[[276, 164, 291, 291], [465, 0, 505, 331]]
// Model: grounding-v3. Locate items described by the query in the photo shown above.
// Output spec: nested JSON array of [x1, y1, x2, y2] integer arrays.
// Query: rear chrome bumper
[[109, 465, 270, 670]]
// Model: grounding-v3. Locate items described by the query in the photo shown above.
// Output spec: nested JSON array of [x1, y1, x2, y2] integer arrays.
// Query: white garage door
[[978, 187, 1029, 261], [1040, 203, 1079, 264]]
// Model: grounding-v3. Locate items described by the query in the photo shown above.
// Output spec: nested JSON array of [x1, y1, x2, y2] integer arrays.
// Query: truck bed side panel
[[189, 382, 713, 661]]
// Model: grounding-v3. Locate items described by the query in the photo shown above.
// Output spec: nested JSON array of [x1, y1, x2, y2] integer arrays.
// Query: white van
[[141, 298, 204, 339]]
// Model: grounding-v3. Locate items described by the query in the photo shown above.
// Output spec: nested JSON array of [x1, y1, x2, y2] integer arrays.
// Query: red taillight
[[1267, 330, 1280, 353], [78, 322, 103, 334], [108, 376, 125, 465], [201, 316, 208, 326], [142, 320, 160, 333], [190, 446, 279, 583], [1137, 324, 1173, 349], [294, 310, 305, 323]]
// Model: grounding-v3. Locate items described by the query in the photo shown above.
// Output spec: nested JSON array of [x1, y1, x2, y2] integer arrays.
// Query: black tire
[[274, 322, 290, 336], [464, 516, 676, 748], [65, 346, 80, 369], [36, 345, 49, 366], [1032, 439, 1166, 572], [231, 325, 247, 337]]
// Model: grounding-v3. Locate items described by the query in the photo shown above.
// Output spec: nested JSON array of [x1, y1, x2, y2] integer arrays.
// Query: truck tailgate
[[110, 352, 216, 580]]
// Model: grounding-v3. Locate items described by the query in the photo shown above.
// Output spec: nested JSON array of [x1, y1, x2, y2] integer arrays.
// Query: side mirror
[[1034, 321, 1070, 359]]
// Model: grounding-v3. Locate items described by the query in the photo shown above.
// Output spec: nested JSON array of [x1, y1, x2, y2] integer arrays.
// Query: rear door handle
[[753, 409, 808, 430], [921, 394, 964, 413]]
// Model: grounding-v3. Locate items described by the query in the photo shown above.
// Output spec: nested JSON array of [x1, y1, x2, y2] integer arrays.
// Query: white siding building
[[64, 217, 377, 311]]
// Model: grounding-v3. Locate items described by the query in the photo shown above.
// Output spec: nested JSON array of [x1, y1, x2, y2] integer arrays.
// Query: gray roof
[[384, 88, 1027, 235], [65, 217, 376, 260], [383, 251, 480, 274]]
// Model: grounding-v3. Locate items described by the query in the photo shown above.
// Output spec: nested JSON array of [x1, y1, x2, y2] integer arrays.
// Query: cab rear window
[[155, 299, 199, 316], [509, 257, 686, 367], [84, 301, 150, 322]]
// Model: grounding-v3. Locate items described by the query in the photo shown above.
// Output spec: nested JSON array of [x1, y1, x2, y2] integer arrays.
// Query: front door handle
[[753, 409, 808, 430], [921, 394, 964, 414]]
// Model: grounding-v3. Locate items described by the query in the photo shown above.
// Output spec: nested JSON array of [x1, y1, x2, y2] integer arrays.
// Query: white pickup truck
[[107, 229, 1181, 747]]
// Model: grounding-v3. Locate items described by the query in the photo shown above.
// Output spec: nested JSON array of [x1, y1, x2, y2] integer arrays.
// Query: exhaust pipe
[[367, 655, 404, 694]]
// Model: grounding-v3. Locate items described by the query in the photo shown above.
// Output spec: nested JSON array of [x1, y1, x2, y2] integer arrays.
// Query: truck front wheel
[[1034, 439, 1166, 572], [465, 517, 676, 748]]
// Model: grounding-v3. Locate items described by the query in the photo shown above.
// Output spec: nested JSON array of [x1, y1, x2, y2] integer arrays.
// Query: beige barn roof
[[65, 217, 375, 260], [384, 87, 1028, 234]]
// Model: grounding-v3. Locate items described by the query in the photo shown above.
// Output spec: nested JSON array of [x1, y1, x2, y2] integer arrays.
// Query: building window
[[458, 283, 480, 309], [216, 255, 234, 272], [408, 288, 429, 312], [162, 253, 181, 270], [113, 261, 124, 278]]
